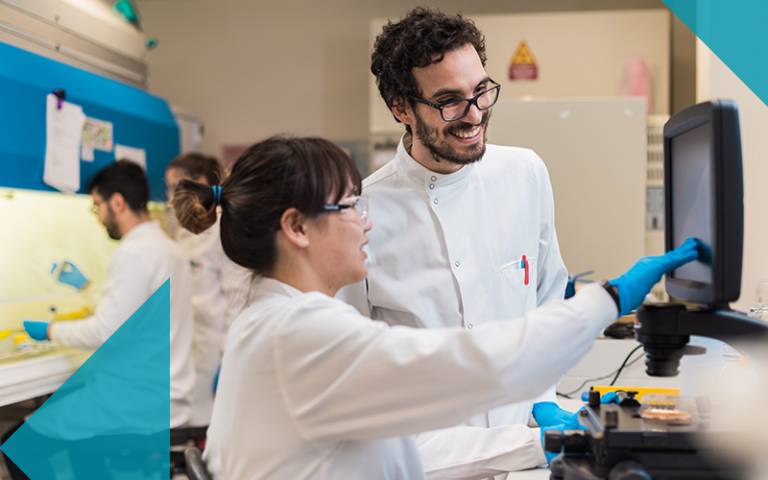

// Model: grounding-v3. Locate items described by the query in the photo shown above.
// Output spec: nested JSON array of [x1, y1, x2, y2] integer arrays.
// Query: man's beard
[[104, 206, 122, 240], [413, 109, 490, 165]]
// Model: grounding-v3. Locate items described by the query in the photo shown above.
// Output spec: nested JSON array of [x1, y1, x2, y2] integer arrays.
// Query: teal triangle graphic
[[665, 0, 768, 105], [1, 280, 171, 479]]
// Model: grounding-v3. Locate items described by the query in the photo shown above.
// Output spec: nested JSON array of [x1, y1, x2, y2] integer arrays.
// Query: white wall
[[696, 41, 768, 311], [135, 1, 674, 158], [371, 9, 670, 134], [136, 0, 372, 154], [487, 98, 647, 280]]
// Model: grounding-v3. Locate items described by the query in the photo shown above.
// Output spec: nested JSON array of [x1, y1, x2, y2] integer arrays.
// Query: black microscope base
[[544, 401, 746, 480], [549, 455, 741, 480]]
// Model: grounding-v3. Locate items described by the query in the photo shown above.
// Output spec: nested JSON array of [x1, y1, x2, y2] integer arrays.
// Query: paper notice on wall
[[81, 144, 95, 161], [115, 144, 146, 170], [81, 117, 113, 162], [44, 93, 86, 193]]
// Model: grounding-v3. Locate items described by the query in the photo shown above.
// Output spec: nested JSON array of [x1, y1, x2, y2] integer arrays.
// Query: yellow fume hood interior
[[0, 187, 116, 332]]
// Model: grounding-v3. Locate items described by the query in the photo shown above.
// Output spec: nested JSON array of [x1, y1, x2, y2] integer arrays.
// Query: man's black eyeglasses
[[410, 80, 501, 122]]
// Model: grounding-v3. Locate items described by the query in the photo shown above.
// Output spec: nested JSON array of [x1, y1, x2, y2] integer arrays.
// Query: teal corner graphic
[[1, 280, 171, 479], [665, 0, 768, 105]]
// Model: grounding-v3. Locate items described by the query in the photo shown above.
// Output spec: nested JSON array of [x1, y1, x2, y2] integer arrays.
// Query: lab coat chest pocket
[[497, 256, 537, 309]]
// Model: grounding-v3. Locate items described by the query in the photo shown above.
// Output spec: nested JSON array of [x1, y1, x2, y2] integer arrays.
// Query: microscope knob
[[562, 430, 588, 452], [588, 390, 601, 408], [543, 429, 563, 453]]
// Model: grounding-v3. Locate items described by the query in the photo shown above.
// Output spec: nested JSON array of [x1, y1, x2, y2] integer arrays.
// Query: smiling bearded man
[[338, 7, 573, 479]]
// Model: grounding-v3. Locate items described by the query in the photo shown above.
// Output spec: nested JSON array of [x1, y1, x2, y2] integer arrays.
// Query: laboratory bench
[[0, 337, 738, 480], [0, 347, 88, 408], [506, 467, 551, 479], [558, 336, 741, 399]]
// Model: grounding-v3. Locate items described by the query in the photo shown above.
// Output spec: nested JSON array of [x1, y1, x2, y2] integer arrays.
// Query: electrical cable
[[556, 344, 645, 399], [609, 344, 644, 386]]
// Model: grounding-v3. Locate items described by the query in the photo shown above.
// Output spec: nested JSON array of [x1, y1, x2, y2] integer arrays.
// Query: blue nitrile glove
[[212, 365, 221, 395], [23, 320, 50, 341], [565, 278, 576, 299], [540, 422, 587, 464], [533, 402, 581, 429], [51, 260, 90, 290], [599, 391, 620, 404], [609, 237, 700, 315]]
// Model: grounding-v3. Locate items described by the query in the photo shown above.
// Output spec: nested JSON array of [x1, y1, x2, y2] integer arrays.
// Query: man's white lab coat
[[339, 140, 569, 476], [51, 221, 195, 429], [203, 277, 616, 479]]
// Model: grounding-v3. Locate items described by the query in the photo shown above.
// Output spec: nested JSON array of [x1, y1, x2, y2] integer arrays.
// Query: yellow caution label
[[511, 40, 536, 65], [508, 40, 538, 80]]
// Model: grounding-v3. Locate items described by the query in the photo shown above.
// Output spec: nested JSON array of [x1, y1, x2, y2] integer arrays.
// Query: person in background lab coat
[[166, 153, 252, 426], [171, 135, 698, 479], [22, 160, 195, 429], [338, 8, 572, 476]]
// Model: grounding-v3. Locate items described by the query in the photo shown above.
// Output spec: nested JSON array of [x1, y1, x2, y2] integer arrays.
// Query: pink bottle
[[622, 57, 652, 114]]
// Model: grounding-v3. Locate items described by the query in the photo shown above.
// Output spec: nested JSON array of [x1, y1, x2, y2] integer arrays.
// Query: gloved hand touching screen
[[609, 238, 700, 316]]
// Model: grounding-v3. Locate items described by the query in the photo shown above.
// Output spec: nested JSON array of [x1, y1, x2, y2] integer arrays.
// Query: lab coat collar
[[120, 220, 160, 243], [395, 137, 476, 189], [251, 276, 304, 299]]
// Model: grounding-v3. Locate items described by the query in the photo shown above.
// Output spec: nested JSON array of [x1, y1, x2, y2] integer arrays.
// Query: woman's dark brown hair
[[167, 152, 222, 186], [172, 136, 361, 274]]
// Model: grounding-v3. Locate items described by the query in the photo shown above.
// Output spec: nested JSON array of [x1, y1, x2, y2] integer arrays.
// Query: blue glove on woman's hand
[[51, 260, 90, 290], [609, 237, 700, 315], [23, 320, 50, 341], [533, 402, 581, 429]]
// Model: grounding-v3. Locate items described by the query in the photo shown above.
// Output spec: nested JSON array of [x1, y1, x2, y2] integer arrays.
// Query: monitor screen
[[670, 124, 712, 284], [664, 99, 743, 306]]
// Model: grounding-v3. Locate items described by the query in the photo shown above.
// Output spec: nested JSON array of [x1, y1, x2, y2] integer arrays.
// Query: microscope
[[546, 100, 768, 480]]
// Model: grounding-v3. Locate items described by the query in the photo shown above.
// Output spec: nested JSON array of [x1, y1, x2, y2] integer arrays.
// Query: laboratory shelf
[[0, 347, 88, 408]]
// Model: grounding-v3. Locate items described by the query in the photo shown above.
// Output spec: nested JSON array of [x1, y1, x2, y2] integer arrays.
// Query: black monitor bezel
[[664, 100, 743, 307]]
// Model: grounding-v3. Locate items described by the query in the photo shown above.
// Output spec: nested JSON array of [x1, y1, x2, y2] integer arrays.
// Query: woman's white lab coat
[[203, 277, 617, 479], [175, 217, 252, 426]]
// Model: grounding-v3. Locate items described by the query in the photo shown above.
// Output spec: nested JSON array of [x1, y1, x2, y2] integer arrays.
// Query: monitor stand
[[634, 303, 768, 377]]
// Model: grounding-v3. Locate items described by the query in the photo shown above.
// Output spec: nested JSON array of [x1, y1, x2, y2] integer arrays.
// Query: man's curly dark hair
[[370, 7, 487, 121]]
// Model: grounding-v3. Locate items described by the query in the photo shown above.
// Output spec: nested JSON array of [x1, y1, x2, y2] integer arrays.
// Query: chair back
[[184, 447, 213, 480]]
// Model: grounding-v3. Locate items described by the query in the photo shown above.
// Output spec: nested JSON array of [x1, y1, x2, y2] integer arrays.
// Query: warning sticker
[[508, 40, 538, 81]]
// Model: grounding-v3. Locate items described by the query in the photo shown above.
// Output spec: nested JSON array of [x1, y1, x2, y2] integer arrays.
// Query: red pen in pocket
[[521, 255, 529, 286]]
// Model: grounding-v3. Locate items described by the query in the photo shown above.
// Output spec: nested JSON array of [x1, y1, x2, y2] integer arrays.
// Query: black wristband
[[601, 281, 621, 313]]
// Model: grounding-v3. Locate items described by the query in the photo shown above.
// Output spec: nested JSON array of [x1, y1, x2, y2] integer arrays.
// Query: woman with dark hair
[[165, 153, 251, 426], [172, 135, 698, 479]]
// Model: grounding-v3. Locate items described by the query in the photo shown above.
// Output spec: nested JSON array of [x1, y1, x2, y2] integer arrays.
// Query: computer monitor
[[664, 100, 743, 307]]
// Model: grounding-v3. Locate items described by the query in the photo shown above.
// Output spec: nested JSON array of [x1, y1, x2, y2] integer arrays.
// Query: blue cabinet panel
[[0, 42, 179, 200]]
